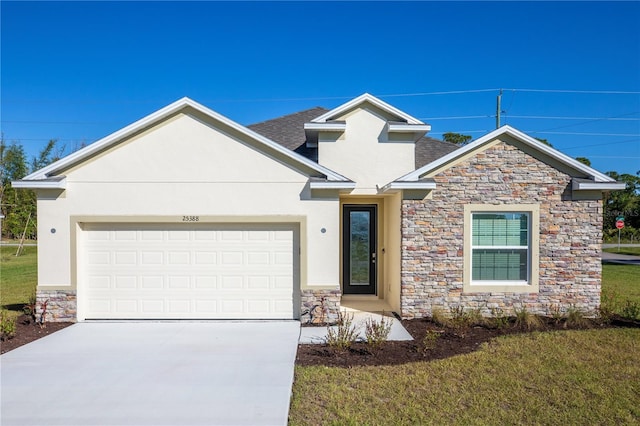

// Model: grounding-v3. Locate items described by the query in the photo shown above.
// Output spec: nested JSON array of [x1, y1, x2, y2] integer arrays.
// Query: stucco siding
[[318, 107, 415, 193], [36, 113, 341, 297], [401, 141, 603, 318]]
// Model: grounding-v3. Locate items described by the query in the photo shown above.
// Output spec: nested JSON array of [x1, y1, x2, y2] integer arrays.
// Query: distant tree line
[[0, 137, 63, 239]]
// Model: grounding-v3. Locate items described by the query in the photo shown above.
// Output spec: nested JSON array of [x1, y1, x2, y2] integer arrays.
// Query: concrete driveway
[[1, 321, 300, 426]]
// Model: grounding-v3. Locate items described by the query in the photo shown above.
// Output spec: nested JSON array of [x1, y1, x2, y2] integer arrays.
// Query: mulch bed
[[296, 316, 637, 368], [2, 313, 637, 364], [1, 314, 74, 354]]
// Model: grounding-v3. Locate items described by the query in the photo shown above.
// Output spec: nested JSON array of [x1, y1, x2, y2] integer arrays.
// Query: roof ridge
[[248, 106, 328, 128]]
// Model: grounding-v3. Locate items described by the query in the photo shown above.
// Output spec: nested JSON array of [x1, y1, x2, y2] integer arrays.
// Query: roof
[[249, 106, 455, 167], [398, 125, 618, 184], [414, 137, 460, 168], [310, 93, 426, 125], [248, 107, 328, 162], [17, 98, 350, 187]]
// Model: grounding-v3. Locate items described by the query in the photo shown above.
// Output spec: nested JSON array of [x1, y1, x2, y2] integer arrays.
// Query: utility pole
[[496, 88, 503, 129]]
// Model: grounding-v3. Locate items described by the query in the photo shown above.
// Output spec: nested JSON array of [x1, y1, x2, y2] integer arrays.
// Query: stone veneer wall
[[401, 142, 603, 319], [36, 290, 77, 322], [300, 289, 341, 324]]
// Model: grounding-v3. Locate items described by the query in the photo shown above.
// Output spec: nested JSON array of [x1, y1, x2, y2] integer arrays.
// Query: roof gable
[[310, 93, 426, 125], [398, 125, 617, 183], [20, 98, 349, 185]]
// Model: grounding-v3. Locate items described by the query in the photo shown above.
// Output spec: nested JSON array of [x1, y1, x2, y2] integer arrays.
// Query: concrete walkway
[[299, 309, 413, 344], [1, 321, 300, 426]]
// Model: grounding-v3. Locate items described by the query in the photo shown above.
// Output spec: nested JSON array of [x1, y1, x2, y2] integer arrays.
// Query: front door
[[343, 205, 377, 295]]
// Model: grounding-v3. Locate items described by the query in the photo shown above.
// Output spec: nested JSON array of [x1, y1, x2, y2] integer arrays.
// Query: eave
[[12, 177, 67, 189], [381, 180, 437, 192], [572, 179, 626, 191]]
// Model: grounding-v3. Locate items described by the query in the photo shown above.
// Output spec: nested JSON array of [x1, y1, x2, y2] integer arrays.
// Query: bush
[[326, 312, 359, 350], [514, 306, 543, 331], [565, 306, 590, 329], [0, 311, 17, 341], [420, 329, 442, 354], [363, 314, 392, 350], [488, 307, 509, 329], [621, 300, 640, 320]]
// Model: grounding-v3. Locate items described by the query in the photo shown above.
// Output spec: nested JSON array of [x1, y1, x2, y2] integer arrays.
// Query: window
[[472, 213, 529, 282], [464, 205, 539, 293]]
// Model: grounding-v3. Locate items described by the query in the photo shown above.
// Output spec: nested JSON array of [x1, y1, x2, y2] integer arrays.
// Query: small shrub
[[549, 304, 564, 324], [431, 307, 450, 327], [364, 313, 392, 350], [326, 312, 359, 350], [514, 306, 543, 331], [489, 307, 509, 329], [599, 290, 619, 323], [23, 292, 37, 321], [420, 329, 442, 354], [39, 299, 49, 328], [621, 300, 640, 320], [466, 308, 484, 326], [1, 311, 17, 341], [565, 306, 590, 329]]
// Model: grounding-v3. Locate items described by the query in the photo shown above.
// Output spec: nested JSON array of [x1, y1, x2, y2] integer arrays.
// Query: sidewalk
[[299, 309, 413, 344]]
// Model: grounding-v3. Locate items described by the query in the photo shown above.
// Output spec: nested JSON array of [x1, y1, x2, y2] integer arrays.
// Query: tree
[[603, 171, 640, 241], [442, 132, 472, 146], [0, 138, 62, 239], [575, 157, 591, 166]]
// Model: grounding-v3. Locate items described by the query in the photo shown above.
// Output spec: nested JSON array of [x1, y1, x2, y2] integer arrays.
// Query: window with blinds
[[471, 213, 529, 282]]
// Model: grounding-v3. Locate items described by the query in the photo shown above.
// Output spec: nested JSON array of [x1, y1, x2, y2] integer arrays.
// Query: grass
[[0, 246, 38, 319], [289, 329, 640, 425], [602, 264, 640, 304], [291, 264, 640, 425], [603, 246, 640, 256]]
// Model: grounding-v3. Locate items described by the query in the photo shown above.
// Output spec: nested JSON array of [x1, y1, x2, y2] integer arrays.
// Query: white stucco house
[[14, 94, 623, 323]]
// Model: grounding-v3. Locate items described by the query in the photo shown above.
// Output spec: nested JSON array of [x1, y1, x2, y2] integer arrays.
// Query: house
[[14, 94, 624, 323]]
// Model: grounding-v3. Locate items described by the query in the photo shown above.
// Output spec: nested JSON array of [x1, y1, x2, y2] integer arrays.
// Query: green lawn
[[0, 246, 38, 317], [291, 264, 640, 425], [604, 246, 640, 256], [602, 263, 640, 304], [290, 328, 640, 425]]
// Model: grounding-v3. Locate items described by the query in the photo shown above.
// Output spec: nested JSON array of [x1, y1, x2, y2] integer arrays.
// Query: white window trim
[[463, 204, 540, 294]]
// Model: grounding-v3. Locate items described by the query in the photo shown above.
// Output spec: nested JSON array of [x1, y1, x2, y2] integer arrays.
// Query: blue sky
[[2, 1, 639, 176]]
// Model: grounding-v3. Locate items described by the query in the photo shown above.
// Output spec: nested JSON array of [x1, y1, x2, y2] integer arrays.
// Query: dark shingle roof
[[248, 107, 328, 162], [248, 107, 460, 168], [414, 137, 460, 168]]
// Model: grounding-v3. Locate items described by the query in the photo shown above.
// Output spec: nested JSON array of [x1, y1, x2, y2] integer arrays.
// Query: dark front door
[[343, 205, 377, 295]]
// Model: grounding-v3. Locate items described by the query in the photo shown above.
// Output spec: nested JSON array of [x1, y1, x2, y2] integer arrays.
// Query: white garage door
[[81, 223, 295, 319]]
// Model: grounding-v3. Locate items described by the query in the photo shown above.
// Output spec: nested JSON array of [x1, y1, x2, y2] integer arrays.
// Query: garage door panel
[[82, 224, 295, 319]]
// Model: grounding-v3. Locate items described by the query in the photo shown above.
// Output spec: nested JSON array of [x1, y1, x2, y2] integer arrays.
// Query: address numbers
[[182, 216, 200, 222]]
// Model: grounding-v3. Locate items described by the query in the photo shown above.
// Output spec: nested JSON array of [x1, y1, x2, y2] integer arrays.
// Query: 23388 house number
[[182, 216, 200, 222]]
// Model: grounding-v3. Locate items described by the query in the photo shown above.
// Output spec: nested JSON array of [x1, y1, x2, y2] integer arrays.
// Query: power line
[[526, 131, 640, 137], [561, 138, 640, 151], [4, 87, 640, 105], [507, 88, 640, 95]]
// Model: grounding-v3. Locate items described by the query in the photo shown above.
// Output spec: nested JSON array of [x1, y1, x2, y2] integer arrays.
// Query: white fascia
[[397, 125, 617, 183], [12, 177, 67, 189], [303, 122, 346, 132], [572, 180, 626, 191], [22, 97, 351, 183], [387, 123, 432, 133], [309, 181, 356, 190], [310, 93, 424, 125], [381, 181, 437, 192]]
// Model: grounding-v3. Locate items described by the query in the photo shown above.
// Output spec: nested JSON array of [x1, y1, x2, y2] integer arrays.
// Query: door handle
[[372, 252, 376, 264]]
